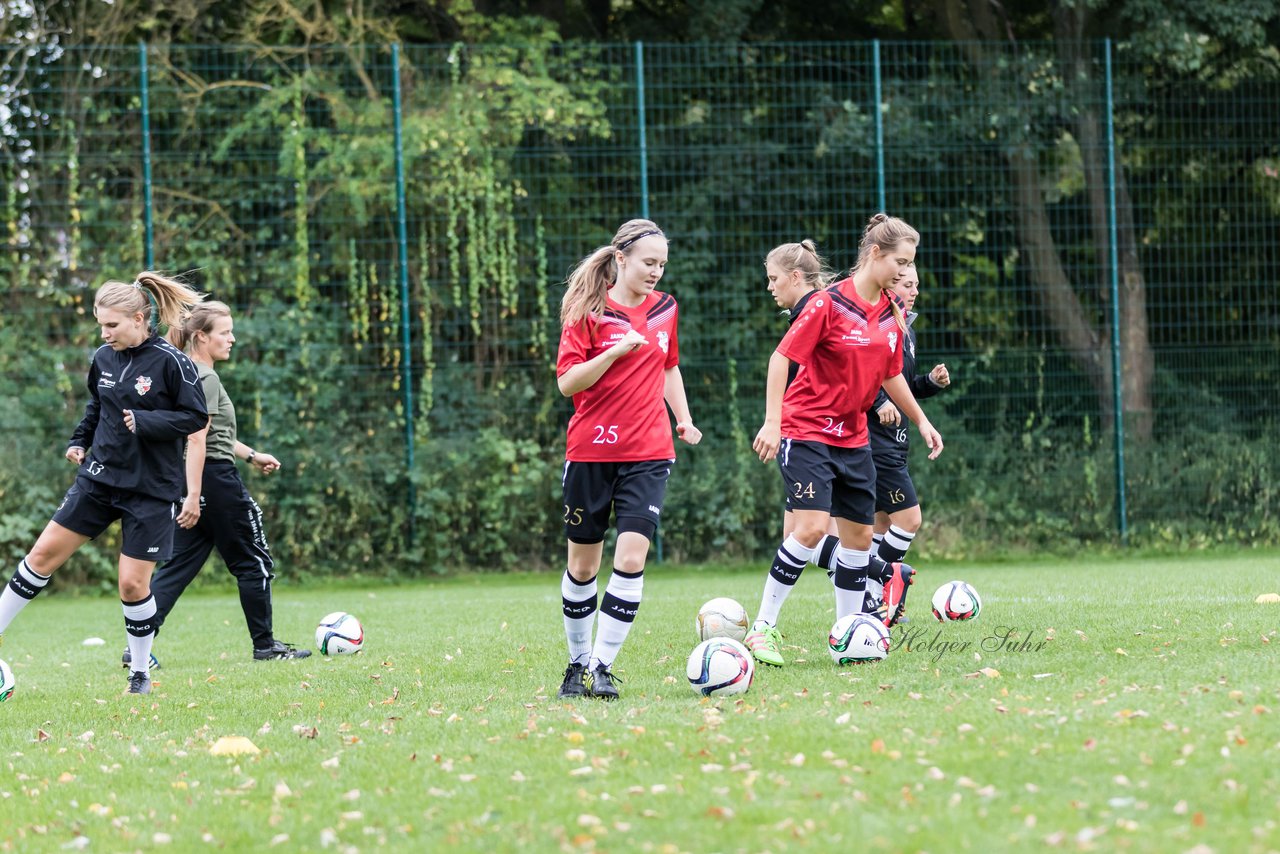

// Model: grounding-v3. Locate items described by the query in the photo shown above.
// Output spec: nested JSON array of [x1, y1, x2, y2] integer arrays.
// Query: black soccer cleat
[[127, 670, 152, 695], [586, 664, 621, 701], [557, 662, 588, 699], [253, 640, 312, 661]]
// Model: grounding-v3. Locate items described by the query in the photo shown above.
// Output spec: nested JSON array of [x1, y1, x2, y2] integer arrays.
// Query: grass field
[[1, 551, 1278, 853]]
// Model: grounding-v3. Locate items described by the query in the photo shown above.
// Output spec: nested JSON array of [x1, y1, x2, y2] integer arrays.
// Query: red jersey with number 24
[[557, 290, 680, 462], [776, 277, 903, 448]]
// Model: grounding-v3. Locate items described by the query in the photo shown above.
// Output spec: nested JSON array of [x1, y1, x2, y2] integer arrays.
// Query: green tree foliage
[[2, 0, 1277, 581]]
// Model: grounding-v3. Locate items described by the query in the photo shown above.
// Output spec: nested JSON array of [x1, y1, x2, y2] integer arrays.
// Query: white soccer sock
[[814, 534, 841, 574], [832, 546, 870, 619], [755, 535, 815, 628], [561, 571, 598, 666], [122, 594, 158, 673], [590, 569, 643, 670], [0, 559, 51, 634]]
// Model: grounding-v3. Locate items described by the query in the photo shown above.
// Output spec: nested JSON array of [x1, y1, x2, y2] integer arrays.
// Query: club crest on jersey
[[135, 375, 153, 395], [657, 331, 669, 353], [887, 331, 899, 354]]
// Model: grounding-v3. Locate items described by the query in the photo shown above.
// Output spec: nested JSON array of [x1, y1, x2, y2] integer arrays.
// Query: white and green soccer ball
[[828, 614, 891, 665], [0, 658, 15, 702], [315, 612, 364, 655]]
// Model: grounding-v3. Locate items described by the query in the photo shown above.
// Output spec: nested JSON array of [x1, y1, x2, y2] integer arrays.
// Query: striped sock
[[0, 559, 51, 634], [122, 594, 158, 674], [755, 535, 815, 628], [590, 569, 643, 670], [561, 571, 598, 666]]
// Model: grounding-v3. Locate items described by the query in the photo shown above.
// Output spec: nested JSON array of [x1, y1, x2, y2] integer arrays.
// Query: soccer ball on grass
[[315, 612, 364, 655], [828, 614, 891, 665], [931, 581, 982, 622], [695, 597, 749, 642], [0, 659, 14, 702], [686, 638, 754, 697]]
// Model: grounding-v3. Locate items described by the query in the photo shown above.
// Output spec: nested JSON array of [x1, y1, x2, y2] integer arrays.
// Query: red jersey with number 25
[[776, 277, 903, 448], [557, 291, 680, 462]]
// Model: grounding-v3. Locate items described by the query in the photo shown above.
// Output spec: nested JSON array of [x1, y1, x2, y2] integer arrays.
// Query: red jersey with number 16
[[557, 291, 680, 462], [776, 277, 903, 448]]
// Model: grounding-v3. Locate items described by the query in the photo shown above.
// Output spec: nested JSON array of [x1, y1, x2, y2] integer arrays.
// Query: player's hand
[[610, 329, 648, 357], [66, 446, 85, 465], [676, 421, 702, 446], [252, 452, 282, 475], [877, 401, 901, 426], [931, 363, 951, 387], [177, 494, 201, 529], [919, 421, 944, 460], [123, 409, 137, 433], [753, 422, 781, 462]]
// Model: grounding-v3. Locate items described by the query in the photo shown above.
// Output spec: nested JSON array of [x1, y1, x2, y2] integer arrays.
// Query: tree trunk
[[935, 0, 1154, 438], [1053, 11, 1155, 439]]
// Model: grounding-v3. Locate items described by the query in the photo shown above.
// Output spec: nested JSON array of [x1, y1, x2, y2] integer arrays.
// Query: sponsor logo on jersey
[[888, 331, 899, 353], [657, 330, 669, 353], [841, 332, 872, 346], [98, 378, 116, 389], [648, 505, 661, 515], [135, 375, 153, 395]]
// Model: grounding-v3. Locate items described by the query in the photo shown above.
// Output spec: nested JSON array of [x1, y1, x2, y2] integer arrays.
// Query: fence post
[[872, 39, 886, 213], [1103, 38, 1128, 543], [392, 43, 416, 546], [635, 40, 659, 562], [634, 41, 650, 220], [138, 42, 154, 270]]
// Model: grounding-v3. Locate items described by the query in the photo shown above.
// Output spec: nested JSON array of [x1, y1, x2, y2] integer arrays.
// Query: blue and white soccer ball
[[315, 612, 364, 655], [686, 637, 754, 697], [828, 614, 891, 665], [931, 581, 982, 622], [0, 658, 14, 702]]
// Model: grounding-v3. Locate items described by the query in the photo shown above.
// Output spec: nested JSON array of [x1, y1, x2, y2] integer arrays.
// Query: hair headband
[[616, 229, 664, 252]]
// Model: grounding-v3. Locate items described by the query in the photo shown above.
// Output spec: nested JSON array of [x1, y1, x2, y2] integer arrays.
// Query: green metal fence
[[2, 41, 1277, 574]]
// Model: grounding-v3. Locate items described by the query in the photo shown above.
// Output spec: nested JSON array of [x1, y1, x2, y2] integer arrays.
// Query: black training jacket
[[867, 312, 945, 458], [67, 334, 208, 502]]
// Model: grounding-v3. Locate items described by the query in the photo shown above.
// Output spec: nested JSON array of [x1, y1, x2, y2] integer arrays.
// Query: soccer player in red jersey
[[745, 214, 943, 667], [865, 265, 951, 620], [554, 219, 701, 700]]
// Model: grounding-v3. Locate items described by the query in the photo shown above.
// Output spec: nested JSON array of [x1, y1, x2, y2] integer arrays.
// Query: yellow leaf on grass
[[210, 736, 260, 757]]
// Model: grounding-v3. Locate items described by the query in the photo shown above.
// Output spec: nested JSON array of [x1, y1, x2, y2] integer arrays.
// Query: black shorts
[[52, 476, 177, 561], [873, 453, 919, 514], [777, 439, 875, 524], [562, 459, 674, 543]]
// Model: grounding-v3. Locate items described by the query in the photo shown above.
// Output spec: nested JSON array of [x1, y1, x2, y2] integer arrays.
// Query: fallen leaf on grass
[[963, 668, 1001, 679], [209, 737, 260, 757]]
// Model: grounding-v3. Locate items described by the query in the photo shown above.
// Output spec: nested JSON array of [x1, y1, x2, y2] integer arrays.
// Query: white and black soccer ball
[[931, 581, 982, 622], [828, 614, 891, 665], [686, 637, 755, 697], [695, 597, 750, 642], [315, 612, 364, 655], [0, 658, 14, 702]]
